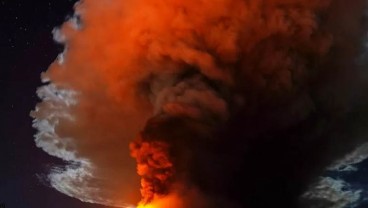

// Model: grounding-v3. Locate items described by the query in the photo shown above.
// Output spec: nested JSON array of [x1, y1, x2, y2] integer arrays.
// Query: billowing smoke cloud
[[31, 0, 368, 207]]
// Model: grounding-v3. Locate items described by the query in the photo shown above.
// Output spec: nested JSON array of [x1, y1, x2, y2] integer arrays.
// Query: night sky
[[0, 0, 109, 207]]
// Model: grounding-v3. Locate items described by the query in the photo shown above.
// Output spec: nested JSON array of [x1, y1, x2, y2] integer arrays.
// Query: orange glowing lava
[[134, 193, 185, 208], [136, 203, 156, 208]]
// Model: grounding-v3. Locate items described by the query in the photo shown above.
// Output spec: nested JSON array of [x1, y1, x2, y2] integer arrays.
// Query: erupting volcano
[[31, 0, 368, 207]]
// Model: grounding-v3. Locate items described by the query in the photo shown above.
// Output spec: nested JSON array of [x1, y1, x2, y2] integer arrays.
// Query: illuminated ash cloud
[[31, 0, 368, 207]]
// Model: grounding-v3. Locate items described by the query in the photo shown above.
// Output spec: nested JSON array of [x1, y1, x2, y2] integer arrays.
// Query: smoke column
[[31, 0, 368, 207]]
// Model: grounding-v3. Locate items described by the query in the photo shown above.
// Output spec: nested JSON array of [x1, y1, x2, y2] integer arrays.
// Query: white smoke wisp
[[302, 177, 362, 208], [328, 142, 368, 172], [31, 83, 141, 207]]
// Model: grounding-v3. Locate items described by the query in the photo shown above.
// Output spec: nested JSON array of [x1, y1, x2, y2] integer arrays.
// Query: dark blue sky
[[0, 1, 110, 207]]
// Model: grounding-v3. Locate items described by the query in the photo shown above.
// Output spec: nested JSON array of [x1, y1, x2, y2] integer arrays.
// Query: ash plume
[[31, 0, 368, 207]]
